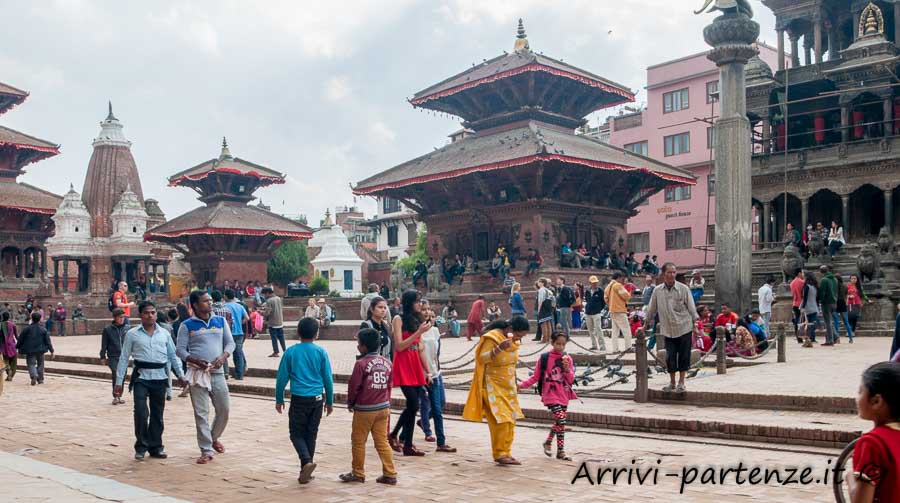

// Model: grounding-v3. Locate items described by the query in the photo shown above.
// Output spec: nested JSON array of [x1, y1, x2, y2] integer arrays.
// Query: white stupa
[[310, 224, 363, 296]]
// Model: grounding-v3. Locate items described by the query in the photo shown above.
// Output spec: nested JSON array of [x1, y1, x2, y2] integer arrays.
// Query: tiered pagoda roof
[[355, 21, 694, 208], [0, 80, 61, 216], [145, 139, 311, 243], [0, 81, 28, 115]]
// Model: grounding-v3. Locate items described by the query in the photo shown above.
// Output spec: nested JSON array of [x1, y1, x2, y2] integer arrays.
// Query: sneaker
[[542, 441, 552, 457], [166, 394, 173, 401], [436, 445, 457, 453], [402, 446, 426, 457], [298, 462, 317, 484], [111, 398, 119, 405], [849, 338, 854, 344], [30, 377, 36, 386], [149, 451, 168, 459], [376, 476, 397, 485], [134, 452, 145, 461], [117, 397, 126, 405], [822, 342, 834, 347], [675, 383, 686, 393], [338, 472, 365, 483], [557, 451, 572, 461], [661, 384, 675, 392], [269, 353, 279, 358]]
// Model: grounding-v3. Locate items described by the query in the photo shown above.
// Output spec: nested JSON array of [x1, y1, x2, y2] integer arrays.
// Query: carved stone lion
[[781, 244, 804, 278], [807, 230, 825, 258], [695, 0, 754, 18], [877, 226, 894, 255], [857, 243, 881, 283]]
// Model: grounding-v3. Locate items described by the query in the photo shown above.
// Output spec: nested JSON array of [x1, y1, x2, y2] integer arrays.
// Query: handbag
[[797, 312, 813, 348]]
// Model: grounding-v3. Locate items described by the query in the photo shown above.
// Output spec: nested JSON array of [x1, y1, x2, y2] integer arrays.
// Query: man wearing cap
[[604, 271, 633, 352], [584, 276, 607, 351]]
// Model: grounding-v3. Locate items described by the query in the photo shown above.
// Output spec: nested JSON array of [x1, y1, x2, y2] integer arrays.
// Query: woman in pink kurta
[[518, 332, 577, 461]]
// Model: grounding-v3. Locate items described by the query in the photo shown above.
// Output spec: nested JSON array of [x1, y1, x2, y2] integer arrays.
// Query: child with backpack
[[846, 362, 900, 502], [517, 332, 577, 461]]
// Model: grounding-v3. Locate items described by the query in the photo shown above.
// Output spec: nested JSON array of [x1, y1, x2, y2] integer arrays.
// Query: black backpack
[[108, 291, 116, 312]]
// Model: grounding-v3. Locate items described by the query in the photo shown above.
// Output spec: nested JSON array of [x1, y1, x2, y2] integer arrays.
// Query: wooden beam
[[528, 72, 535, 101], [471, 173, 496, 203], [534, 164, 544, 198], [396, 196, 425, 214], [504, 167, 531, 200], [545, 167, 567, 198]]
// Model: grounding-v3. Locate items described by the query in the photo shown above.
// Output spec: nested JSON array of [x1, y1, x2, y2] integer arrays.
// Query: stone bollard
[[715, 326, 727, 375], [634, 328, 648, 403], [777, 321, 786, 363]]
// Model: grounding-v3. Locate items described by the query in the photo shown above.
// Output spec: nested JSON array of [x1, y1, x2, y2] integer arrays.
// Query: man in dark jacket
[[584, 275, 607, 351], [16, 311, 53, 385], [101, 308, 129, 404], [818, 265, 838, 346]]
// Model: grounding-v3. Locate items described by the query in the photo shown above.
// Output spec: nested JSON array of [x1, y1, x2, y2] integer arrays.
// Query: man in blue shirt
[[114, 301, 185, 461], [224, 290, 249, 380], [748, 310, 769, 353], [275, 317, 334, 484]]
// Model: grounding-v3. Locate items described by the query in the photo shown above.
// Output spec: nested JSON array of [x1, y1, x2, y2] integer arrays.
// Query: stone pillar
[[884, 97, 893, 138], [828, 28, 838, 60], [704, 11, 759, 316], [814, 21, 823, 64], [886, 189, 894, 235], [762, 201, 772, 245], [762, 117, 771, 153], [841, 194, 850, 239], [896, 3, 900, 46], [17, 249, 23, 279], [841, 104, 850, 143], [53, 259, 59, 293], [39, 249, 46, 280], [119, 261, 127, 282], [63, 259, 69, 293], [776, 29, 786, 71], [801, 197, 809, 234], [790, 33, 801, 67], [803, 36, 812, 66], [163, 264, 169, 294]]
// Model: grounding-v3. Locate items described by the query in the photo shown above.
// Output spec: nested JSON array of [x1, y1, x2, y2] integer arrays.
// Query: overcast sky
[[1, 0, 776, 225]]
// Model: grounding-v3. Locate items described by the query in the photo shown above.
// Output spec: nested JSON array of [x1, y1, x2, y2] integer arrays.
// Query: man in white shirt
[[757, 276, 777, 335]]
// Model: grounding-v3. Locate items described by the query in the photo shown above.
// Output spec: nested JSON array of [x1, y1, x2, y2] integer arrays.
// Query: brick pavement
[[0, 375, 850, 502]]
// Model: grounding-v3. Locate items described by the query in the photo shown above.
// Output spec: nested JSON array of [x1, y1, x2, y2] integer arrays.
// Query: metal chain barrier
[[439, 341, 478, 366], [518, 342, 550, 358], [440, 356, 478, 372]]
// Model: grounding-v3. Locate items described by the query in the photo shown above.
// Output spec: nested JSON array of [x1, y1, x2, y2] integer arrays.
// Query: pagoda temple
[[145, 139, 312, 285], [0, 81, 61, 296], [353, 21, 695, 264]]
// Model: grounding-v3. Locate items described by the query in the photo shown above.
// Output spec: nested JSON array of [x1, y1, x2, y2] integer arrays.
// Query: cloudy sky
[[1, 0, 776, 225]]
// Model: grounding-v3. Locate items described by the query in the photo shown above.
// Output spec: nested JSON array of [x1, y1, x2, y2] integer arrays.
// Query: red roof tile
[[0, 81, 28, 115], [168, 157, 285, 187], [145, 203, 311, 240], [0, 180, 63, 214], [0, 125, 60, 168]]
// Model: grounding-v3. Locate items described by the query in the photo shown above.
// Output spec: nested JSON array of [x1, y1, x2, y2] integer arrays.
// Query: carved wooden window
[[663, 88, 689, 113], [387, 225, 399, 247]]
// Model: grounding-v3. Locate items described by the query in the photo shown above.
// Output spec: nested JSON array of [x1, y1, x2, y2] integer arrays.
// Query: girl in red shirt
[[389, 289, 431, 456], [847, 362, 900, 502]]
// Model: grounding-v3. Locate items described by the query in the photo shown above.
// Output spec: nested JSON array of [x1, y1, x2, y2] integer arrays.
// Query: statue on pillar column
[[698, 0, 759, 316]]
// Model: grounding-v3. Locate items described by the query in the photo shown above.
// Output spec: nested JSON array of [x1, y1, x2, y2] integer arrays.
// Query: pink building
[[608, 44, 787, 268]]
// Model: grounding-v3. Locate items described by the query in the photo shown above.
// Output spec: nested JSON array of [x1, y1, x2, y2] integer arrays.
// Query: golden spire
[[219, 136, 233, 160], [514, 18, 530, 53]]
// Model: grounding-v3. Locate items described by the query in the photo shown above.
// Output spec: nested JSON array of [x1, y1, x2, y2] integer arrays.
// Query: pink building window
[[665, 228, 692, 250], [663, 88, 690, 113], [705, 81, 719, 103], [664, 132, 690, 156], [706, 127, 716, 149], [627, 232, 650, 253], [624, 141, 648, 156], [664, 185, 692, 202]]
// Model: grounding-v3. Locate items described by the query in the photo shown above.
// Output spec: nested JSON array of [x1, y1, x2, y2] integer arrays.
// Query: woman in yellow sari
[[462, 316, 530, 465]]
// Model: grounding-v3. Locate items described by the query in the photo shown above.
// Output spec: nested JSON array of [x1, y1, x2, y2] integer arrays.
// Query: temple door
[[476, 232, 490, 261]]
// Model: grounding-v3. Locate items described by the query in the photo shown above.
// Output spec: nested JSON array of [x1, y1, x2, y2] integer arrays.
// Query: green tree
[[267, 240, 309, 285], [309, 275, 329, 294], [393, 227, 428, 276]]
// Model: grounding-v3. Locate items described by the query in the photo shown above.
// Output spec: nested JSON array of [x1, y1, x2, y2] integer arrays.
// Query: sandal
[[196, 454, 214, 464], [496, 456, 521, 465], [543, 441, 552, 457], [212, 441, 225, 454], [338, 472, 365, 483], [557, 451, 572, 461]]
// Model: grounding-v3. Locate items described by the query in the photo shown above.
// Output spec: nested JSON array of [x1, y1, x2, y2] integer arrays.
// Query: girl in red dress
[[847, 362, 900, 502], [389, 289, 432, 456]]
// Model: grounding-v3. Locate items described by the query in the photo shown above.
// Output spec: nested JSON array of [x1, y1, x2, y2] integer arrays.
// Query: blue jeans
[[269, 327, 286, 354], [805, 312, 819, 341], [449, 320, 460, 338], [231, 335, 246, 378], [418, 376, 447, 446], [832, 311, 854, 341]]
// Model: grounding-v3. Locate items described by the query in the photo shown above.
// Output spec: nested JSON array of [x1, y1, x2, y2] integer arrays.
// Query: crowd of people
[[784, 220, 846, 258]]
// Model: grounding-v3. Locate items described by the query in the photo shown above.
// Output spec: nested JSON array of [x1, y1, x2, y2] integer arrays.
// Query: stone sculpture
[[781, 244, 804, 278], [857, 243, 881, 283], [807, 230, 825, 258], [876, 226, 894, 255], [695, 0, 754, 18]]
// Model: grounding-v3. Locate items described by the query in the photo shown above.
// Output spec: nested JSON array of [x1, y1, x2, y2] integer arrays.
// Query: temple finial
[[514, 19, 530, 53], [219, 136, 233, 160], [106, 101, 117, 121]]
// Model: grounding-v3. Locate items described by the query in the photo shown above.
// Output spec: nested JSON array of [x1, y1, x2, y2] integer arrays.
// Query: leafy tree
[[309, 275, 329, 294], [267, 240, 309, 285], [393, 227, 428, 276]]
